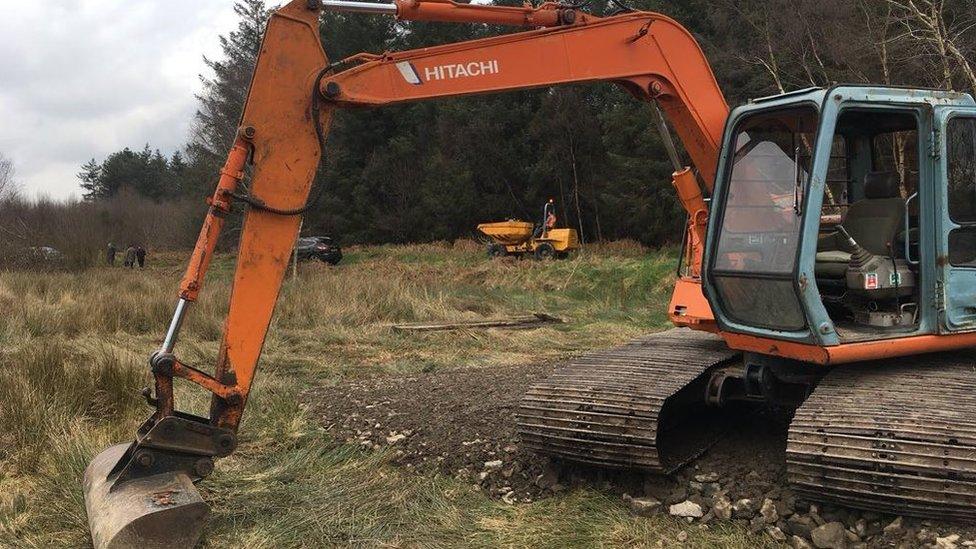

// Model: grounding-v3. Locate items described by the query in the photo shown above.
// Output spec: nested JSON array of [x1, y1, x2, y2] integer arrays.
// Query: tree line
[[78, 147, 189, 202], [76, 0, 976, 247]]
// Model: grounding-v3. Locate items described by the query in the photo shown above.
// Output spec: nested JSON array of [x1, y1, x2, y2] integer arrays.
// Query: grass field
[[0, 242, 779, 548]]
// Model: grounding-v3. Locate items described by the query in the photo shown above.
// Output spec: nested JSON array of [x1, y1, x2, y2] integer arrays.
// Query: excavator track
[[516, 328, 739, 472], [787, 351, 976, 520]]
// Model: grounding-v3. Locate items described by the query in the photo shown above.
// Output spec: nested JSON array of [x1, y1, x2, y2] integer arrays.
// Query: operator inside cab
[[545, 200, 557, 232], [535, 199, 558, 238]]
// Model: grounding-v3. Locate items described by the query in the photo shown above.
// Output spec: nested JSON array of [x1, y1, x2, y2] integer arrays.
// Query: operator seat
[[815, 171, 904, 278]]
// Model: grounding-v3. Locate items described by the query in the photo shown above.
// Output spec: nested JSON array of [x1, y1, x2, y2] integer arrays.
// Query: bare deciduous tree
[[885, 0, 976, 95], [0, 152, 17, 201], [706, 0, 974, 98]]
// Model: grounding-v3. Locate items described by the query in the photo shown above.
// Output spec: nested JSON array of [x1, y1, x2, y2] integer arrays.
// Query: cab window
[[947, 117, 976, 265], [711, 107, 817, 331]]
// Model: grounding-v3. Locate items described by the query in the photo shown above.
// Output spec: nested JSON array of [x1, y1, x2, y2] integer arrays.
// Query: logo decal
[[395, 61, 422, 85], [396, 60, 500, 84]]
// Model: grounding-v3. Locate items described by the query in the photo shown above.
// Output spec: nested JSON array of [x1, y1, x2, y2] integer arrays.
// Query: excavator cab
[[523, 85, 976, 521], [703, 85, 976, 356]]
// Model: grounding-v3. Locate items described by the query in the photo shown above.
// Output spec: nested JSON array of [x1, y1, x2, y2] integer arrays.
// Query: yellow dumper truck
[[477, 201, 579, 259]]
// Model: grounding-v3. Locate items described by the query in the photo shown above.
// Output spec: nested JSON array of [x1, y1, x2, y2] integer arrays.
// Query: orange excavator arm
[[319, 10, 727, 186], [83, 2, 727, 547]]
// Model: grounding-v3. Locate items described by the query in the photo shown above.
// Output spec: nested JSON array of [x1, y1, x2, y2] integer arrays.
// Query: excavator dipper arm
[[83, 2, 726, 547], [83, 4, 330, 548]]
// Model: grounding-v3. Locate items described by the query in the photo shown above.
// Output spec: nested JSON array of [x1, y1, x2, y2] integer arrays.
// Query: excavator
[[82, 0, 976, 547]]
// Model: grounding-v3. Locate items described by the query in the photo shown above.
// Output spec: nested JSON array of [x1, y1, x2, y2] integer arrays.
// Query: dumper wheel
[[487, 244, 507, 258], [534, 243, 556, 261]]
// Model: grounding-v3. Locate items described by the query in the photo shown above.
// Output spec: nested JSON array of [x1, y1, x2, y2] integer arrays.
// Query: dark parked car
[[295, 236, 342, 265]]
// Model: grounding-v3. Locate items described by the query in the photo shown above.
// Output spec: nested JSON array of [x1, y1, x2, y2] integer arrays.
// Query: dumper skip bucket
[[83, 443, 209, 549]]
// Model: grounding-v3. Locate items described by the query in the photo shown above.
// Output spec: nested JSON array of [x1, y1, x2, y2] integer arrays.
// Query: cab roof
[[743, 84, 976, 111]]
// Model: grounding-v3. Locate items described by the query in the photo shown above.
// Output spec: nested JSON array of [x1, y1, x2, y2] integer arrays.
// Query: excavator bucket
[[83, 444, 209, 549]]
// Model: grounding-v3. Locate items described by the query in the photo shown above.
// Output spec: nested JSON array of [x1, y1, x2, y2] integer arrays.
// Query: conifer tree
[[184, 0, 271, 193]]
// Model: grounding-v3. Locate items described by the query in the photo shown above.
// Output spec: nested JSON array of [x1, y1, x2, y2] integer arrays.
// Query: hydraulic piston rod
[[319, 0, 397, 15], [318, 0, 568, 27], [161, 298, 189, 354]]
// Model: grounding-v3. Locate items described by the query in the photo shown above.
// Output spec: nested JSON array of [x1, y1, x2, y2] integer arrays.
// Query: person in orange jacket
[[543, 199, 556, 236]]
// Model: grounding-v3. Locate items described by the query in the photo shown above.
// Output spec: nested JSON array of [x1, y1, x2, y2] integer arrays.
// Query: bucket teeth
[[84, 443, 210, 549], [516, 328, 738, 472], [787, 352, 976, 520]]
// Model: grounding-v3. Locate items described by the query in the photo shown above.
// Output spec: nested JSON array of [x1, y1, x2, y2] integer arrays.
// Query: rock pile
[[620, 466, 975, 549]]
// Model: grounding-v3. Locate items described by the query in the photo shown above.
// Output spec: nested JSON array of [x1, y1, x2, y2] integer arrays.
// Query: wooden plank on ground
[[391, 313, 563, 332]]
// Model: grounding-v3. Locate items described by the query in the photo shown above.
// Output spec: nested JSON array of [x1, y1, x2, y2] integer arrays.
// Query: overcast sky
[[0, 1, 240, 200]]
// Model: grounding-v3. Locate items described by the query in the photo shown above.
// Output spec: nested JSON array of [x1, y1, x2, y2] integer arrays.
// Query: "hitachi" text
[[424, 60, 499, 81]]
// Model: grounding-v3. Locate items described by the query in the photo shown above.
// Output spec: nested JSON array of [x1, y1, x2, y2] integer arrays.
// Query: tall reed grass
[[0, 243, 772, 548]]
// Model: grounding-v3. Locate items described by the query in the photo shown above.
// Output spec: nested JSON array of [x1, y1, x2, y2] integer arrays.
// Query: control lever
[[835, 224, 873, 268], [835, 224, 857, 248]]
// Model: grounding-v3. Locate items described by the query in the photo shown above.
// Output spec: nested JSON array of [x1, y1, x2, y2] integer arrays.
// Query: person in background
[[534, 199, 558, 238], [106, 243, 116, 266], [124, 245, 136, 269], [136, 246, 146, 268], [543, 199, 557, 237], [545, 205, 557, 231]]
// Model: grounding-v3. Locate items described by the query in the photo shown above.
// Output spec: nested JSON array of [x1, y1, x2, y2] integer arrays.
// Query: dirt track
[[308, 354, 976, 548], [308, 361, 793, 504], [309, 361, 557, 501]]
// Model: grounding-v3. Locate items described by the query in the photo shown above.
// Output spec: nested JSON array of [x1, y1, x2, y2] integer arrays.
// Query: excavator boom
[[318, 10, 727, 186], [83, 1, 728, 546]]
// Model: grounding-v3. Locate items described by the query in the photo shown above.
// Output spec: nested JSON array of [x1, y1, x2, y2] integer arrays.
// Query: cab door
[[937, 108, 976, 332]]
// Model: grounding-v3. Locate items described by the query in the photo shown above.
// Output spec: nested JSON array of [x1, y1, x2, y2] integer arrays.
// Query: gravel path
[[308, 357, 976, 548]]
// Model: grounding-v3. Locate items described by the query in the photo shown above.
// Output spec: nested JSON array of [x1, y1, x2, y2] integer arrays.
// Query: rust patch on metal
[[149, 490, 181, 507]]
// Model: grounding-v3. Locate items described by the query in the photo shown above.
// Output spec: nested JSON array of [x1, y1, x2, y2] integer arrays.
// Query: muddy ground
[[308, 355, 976, 548]]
